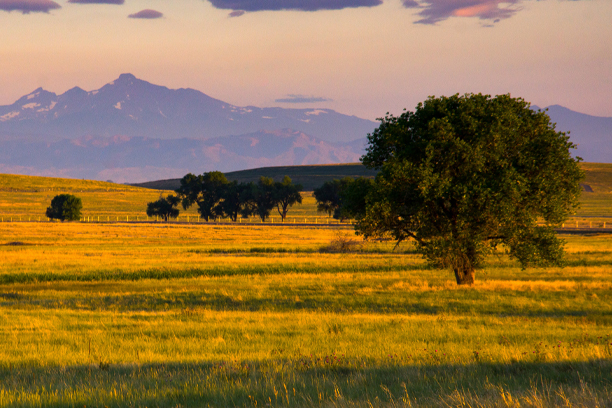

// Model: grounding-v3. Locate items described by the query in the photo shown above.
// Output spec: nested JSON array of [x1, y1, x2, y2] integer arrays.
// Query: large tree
[[176, 171, 229, 221], [273, 176, 303, 222], [219, 181, 251, 222], [146, 194, 180, 222], [355, 93, 583, 285], [46, 194, 82, 221], [313, 177, 354, 220], [245, 177, 277, 222]]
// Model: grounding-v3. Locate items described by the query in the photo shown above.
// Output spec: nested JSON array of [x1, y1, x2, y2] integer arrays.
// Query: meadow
[[0, 168, 611, 407]]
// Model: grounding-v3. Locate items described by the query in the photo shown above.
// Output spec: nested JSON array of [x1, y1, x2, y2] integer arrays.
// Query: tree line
[[146, 172, 303, 222]]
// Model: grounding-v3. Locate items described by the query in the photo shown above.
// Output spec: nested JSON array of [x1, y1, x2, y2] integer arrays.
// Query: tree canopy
[[352, 93, 583, 285], [273, 176, 303, 221], [313, 177, 353, 220], [176, 171, 229, 221], [175, 172, 303, 222], [46, 194, 82, 222], [146, 194, 181, 222]]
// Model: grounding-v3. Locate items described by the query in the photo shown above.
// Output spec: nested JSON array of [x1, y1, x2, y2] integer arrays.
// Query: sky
[[0, 0, 611, 121]]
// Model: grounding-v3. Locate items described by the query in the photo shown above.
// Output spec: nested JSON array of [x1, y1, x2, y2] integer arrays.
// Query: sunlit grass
[[1, 221, 612, 406]]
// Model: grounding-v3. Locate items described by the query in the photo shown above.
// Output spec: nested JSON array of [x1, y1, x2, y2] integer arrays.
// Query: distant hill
[[132, 163, 379, 191], [542, 105, 612, 164], [132, 162, 612, 193], [132, 163, 612, 194]]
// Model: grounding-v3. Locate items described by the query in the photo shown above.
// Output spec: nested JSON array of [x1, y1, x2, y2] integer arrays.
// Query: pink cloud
[[68, 0, 124, 3], [128, 9, 163, 19], [0, 0, 61, 13], [403, 0, 521, 25]]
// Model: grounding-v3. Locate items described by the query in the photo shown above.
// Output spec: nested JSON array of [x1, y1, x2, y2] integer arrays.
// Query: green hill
[[131, 162, 612, 193], [131, 163, 379, 191]]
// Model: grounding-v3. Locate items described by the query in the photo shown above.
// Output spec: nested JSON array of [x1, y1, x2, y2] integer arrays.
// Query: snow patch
[[262, 116, 274, 119], [27, 92, 39, 100], [299, 119, 311, 123], [37, 101, 57, 112], [305, 109, 327, 116], [22, 103, 40, 110], [89, 90, 99, 96], [241, 108, 253, 114], [0, 111, 20, 121], [114, 102, 122, 110]]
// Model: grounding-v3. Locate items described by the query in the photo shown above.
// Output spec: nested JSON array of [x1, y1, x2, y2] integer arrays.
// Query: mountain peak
[[63, 86, 87, 95], [119, 73, 136, 79], [116, 73, 137, 83]]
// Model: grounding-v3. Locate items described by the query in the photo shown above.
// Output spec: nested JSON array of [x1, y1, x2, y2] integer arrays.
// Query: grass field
[[1, 222, 612, 407], [0, 168, 612, 407]]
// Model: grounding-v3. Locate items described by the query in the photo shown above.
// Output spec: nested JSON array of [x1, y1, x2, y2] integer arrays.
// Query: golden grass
[[1, 171, 612, 406]]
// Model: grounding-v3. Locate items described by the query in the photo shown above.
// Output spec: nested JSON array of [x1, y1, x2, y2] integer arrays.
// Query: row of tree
[[146, 172, 303, 222]]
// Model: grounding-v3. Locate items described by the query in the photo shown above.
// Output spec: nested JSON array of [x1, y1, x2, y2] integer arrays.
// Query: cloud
[[208, 0, 382, 12], [68, 0, 124, 4], [128, 9, 163, 19], [0, 0, 61, 13], [275, 94, 332, 103], [403, 0, 522, 25], [228, 9, 245, 17]]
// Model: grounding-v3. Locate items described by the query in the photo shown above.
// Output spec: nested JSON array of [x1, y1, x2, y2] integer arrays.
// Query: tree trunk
[[454, 267, 475, 285]]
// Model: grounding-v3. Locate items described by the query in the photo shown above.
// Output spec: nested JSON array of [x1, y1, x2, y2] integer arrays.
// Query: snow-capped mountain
[[0, 73, 377, 143]]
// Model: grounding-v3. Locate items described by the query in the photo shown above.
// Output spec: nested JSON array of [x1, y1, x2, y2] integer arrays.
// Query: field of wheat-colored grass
[[1, 220, 612, 407], [1, 170, 612, 407]]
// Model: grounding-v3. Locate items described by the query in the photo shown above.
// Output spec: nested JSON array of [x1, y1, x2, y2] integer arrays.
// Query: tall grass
[[1, 223, 612, 406]]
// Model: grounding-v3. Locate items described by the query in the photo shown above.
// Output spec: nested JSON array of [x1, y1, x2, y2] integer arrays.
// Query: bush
[[320, 231, 365, 253], [46, 194, 82, 221]]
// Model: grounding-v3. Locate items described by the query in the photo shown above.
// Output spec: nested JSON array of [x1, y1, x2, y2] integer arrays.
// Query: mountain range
[[0, 74, 610, 183], [0, 73, 375, 143]]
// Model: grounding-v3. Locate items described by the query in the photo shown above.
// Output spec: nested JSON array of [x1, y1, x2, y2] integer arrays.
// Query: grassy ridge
[[132, 163, 378, 191], [0, 173, 144, 192], [131, 162, 612, 193]]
